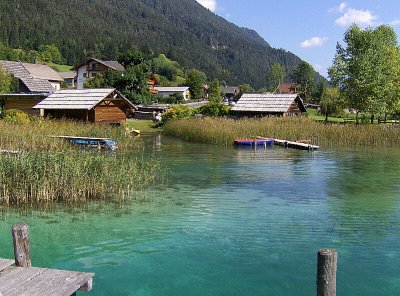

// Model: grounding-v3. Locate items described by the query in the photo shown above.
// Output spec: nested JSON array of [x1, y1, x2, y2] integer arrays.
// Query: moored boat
[[53, 136, 118, 151]]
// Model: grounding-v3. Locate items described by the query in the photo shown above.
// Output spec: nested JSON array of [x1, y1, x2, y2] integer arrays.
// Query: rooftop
[[232, 93, 305, 113], [33, 88, 134, 110]]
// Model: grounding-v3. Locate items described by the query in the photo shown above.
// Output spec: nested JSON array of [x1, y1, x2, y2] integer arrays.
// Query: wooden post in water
[[317, 249, 337, 296], [12, 223, 31, 267]]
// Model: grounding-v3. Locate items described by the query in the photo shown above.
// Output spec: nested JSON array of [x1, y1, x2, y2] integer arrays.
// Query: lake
[[1, 134, 400, 295]]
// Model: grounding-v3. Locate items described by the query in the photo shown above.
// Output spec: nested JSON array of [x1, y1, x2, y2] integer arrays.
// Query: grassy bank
[[163, 117, 400, 147], [0, 120, 163, 206]]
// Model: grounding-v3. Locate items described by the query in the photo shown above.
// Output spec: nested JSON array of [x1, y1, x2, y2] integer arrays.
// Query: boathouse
[[231, 93, 306, 117], [33, 88, 135, 124]]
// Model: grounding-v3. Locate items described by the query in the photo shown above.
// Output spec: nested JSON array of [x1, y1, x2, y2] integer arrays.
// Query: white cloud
[[338, 2, 348, 13], [196, 0, 217, 12], [329, 2, 348, 13], [391, 20, 400, 26], [335, 8, 378, 26], [300, 37, 328, 48], [314, 64, 323, 71]]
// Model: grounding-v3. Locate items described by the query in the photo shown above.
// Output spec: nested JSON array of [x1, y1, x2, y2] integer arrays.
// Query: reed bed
[[163, 117, 400, 147], [0, 152, 162, 206], [0, 119, 141, 152], [0, 119, 163, 206]]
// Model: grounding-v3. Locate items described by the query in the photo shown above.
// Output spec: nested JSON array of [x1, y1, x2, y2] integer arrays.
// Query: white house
[[154, 86, 191, 101], [74, 58, 125, 89]]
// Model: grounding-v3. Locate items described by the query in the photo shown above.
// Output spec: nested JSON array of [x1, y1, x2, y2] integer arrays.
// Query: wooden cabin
[[33, 89, 134, 124], [231, 93, 306, 117]]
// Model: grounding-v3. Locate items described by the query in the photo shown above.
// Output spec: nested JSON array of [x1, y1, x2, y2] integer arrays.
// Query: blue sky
[[196, 0, 400, 78]]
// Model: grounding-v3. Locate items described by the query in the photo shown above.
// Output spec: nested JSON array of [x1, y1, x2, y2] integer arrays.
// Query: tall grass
[[0, 119, 141, 152], [0, 119, 163, 206], [163, 117, 400, 147]]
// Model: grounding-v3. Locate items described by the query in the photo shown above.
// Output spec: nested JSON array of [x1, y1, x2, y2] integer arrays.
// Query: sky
[[195, 0, 400, 77]]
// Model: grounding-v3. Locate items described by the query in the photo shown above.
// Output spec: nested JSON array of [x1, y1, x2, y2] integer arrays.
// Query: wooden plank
[[19, 268, 93, 296], [0, 266, 94, 296], [0, 267, 47, 295], [274, 138, 319, 150], [0, 259, 14, 271]]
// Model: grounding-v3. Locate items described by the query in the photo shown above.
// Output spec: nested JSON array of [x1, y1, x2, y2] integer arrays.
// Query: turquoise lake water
[[1, 134, 400, 295]]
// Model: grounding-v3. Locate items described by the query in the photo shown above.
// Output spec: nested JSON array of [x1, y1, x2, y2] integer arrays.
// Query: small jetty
[[273, 138, 320, 150], [0, 223, 94, 296]]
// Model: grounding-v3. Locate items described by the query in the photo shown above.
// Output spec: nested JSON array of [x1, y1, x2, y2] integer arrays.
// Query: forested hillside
[[0, 0, 307, 88]]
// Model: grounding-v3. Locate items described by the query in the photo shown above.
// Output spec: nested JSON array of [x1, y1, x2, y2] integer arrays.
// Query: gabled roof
[[33, 89, 135, 110], [232, 93, 306, 113], [22, 63, 64, 82], [222, 86, 240, 94], [58, 71, 77, 79], [73, 58, 125, 71], [154, 86, 189, 92], [0, 60, 55, 93]]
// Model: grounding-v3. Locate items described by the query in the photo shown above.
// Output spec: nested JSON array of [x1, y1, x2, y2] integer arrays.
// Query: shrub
[[3, 109, 31, 124], [198, 102, 230, 117], [162, 104, 195, 122]]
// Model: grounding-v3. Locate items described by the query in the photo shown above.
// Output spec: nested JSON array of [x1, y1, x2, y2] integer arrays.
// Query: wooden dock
[[0, 223, 94, 296], [274, 138, 320, 150]]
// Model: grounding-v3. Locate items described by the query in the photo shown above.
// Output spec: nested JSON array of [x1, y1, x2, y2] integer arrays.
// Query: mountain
[[0, 0, 311, 88]]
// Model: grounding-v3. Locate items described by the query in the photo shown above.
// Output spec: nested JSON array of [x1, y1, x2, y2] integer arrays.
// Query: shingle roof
[[0, 60, 55, 92], [103, 60, 125, 71], [33, 89, 134, 110], [58, 71, 77, 79], [223, 86, 240, 94], [22, 63, 64, 82], [73, 58, 125, 71], [154, 87, 189, 92], [232, 93, 305, 113]]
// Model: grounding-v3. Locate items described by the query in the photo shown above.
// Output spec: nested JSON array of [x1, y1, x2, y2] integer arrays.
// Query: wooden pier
[[0, 223, 94, 296], [274, 138, 320, 150]]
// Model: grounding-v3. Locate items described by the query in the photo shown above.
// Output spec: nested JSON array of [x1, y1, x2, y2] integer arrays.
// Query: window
[[91, 73, 97, 78], [83, 72, 87, 78]]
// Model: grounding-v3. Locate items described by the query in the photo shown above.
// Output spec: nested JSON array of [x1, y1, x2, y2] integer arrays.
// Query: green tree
[[117, 49, 144, 68], [0, 67, 13, 93], [238, 84, 254, 97], [151, 54, 183, 81], [186, 69, 206, 100], [292, 61, 314, 101], [199, 80, 230, 116], [38, 44, 63, 64], [320, 87, 346, 122], [208, 80, 222, 103], [266, 64, 286, 92], [329, 25, 400, 124]]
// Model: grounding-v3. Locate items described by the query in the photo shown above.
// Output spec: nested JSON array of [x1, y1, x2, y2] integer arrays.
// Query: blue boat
[[53, 136, 118, 151], [234, 138, 274, 146]]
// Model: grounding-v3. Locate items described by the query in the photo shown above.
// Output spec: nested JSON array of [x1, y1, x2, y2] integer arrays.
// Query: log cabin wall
[[288, 101, 302, 115], [94, 100, 127, 123], [5, 98, 42, 116]]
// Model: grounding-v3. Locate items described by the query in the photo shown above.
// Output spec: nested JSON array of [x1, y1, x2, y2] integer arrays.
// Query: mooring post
[[12, 223, 32, 267], [317, 249, 337, 296]]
